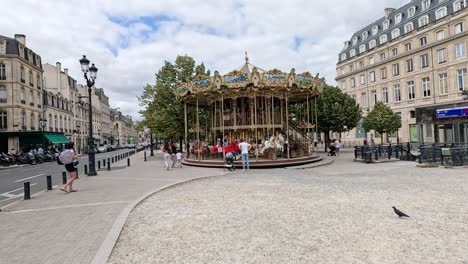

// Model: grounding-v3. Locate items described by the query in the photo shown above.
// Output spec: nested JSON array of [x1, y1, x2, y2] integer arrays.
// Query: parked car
[[127, 144, 136, 149], [97, 145, 108, 153]]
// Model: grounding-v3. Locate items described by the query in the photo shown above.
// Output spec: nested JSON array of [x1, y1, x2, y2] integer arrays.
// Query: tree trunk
[[380, 133, 384, 145], [324, 131, 330, 153], [179, 138, 183, 152]]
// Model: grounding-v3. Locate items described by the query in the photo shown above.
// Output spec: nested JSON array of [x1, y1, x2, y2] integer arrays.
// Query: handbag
[[73, 160, 79, 166]]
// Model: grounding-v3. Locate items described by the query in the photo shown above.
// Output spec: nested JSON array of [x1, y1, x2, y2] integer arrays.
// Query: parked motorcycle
[[34, 153, 44, 164], [0, 155, 11, 166], [13, 153, 37, 165], [1, 153, 16, 166]]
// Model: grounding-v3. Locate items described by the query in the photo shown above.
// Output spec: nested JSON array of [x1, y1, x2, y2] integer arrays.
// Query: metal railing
[[354, 143, 418, 163], [418, 143, 468, 166]]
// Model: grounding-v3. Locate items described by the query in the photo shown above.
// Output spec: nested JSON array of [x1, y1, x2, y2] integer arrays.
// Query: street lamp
[[79, 55, 98, 176], [76, 123, 81, 153], [149, 129, 154, 156], [39, 118, 47, 131]]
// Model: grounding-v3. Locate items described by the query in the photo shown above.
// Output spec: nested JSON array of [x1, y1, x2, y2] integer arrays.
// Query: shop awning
[[44, 134, 70, 144]]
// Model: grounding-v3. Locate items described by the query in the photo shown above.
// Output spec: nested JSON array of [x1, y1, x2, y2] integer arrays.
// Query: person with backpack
[[59, 142, 80, 193]]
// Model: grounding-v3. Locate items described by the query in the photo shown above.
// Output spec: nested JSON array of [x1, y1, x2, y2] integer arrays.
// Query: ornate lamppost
[[79, 55, 98, 176], [76, 123, 81, 153], [39, 117, 47, 149]]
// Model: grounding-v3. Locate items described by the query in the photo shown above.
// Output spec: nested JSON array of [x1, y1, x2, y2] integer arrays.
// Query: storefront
[[416, 102, 468, 145], [0, 131, 69, 153]]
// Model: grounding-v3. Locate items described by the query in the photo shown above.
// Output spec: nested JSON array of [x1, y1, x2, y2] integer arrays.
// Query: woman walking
[[60, 142, 80, 193]]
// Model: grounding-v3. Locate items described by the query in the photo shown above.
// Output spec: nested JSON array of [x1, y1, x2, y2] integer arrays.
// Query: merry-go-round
[[177, 56, 325, 168]]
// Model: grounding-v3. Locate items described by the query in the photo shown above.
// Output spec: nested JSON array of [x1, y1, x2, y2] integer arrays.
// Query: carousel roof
[[175, 54, 326, 104]]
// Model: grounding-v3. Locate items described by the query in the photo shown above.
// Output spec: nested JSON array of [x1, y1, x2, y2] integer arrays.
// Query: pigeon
[[393, 206, 410, 218]]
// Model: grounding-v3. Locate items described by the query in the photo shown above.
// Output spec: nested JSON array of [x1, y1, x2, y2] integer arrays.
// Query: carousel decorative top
[[175, 57, 326, 102]]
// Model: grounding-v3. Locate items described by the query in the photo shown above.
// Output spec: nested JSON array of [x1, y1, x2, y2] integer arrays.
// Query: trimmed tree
[[362, 101, 402, 144]]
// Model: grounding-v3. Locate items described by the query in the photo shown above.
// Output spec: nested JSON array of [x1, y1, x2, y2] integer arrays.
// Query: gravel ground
[[108, 157, 468, 264]]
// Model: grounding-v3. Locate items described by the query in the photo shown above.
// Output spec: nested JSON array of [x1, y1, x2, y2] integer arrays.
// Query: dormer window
[[419, 15, 429, 27], [341, 53, 347, 61], [359, 44, 366, 53], [362, 31, 368, 40], [454, 0, 466, 12], [372, 26, 379, 35], [408, 6, 416, 18], [344, 41, 349, 49], [369, 39, 377, 49], [383, 20, 390, 30], [380, 34, 388, 44], [395, 13, 402, 24], [352, 36, 358, 45], [404, 22, 414, 33], [350, 49, 356, 57], [436, 6, 447, 19], [422, 0, 430, 10], [391, 28, 400, 39]]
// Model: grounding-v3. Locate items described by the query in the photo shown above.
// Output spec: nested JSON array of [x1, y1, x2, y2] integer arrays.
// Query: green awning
[[44, 134, 70, 144]]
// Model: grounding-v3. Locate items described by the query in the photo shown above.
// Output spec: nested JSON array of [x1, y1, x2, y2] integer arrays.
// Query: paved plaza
[[108, 152, 468, 264]]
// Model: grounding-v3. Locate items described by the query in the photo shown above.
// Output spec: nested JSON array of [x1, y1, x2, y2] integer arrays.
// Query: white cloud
[[1, 0, 408, 120]]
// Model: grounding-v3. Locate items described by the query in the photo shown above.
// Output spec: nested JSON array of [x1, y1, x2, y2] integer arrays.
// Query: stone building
[[336, 0, 468, 144], [110, 108, 138, 145], [0, 34, 47, 153]]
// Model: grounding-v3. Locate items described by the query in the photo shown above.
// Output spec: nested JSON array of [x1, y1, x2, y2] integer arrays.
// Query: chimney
[[14, 34, 26, 45], [64, 68, 68, 75], [385, 8, 396, 17], [56, 62, 61, 94]]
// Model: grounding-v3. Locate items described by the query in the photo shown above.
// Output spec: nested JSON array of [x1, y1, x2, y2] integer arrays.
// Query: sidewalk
[[0, 151, 226, 264]]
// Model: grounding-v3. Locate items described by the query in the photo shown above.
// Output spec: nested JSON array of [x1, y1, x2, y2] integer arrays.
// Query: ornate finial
[[245, 51, 249, 64]]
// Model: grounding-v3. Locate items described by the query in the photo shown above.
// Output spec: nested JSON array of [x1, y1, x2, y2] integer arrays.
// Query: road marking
[[14, 174, 45, 182], [0, 183, 38, 199], [3, 200, 132, 214]]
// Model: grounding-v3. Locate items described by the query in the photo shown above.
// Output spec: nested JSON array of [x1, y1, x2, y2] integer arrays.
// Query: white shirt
[[176, 152, 182, 160], [239, 142, 250, 154], [335, 142, 341, 148]]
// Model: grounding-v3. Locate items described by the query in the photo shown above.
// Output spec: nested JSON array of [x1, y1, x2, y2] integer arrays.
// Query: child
[[175, 150, 183, 168]]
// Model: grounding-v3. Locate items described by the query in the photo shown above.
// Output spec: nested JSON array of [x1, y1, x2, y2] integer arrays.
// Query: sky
[[1, 0, 410, 120]]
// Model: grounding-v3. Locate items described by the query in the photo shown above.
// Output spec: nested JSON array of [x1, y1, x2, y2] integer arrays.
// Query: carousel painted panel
[[262, 69, 287, 87]]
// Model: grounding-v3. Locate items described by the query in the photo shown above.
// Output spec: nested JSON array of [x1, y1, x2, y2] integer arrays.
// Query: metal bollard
[[84, 165, 88, 175], [144, 151, 147, 162], [103, 159, 106, 167], [112, 157, 114, 163], [98, 160, 101, 170], [24, 182, 31, 200], [62, 171, 67, 184], [46, 175, 52, 190], [107, 158, 111, 170], [127, 158, 130, 166], [76, 168, 79, 179]]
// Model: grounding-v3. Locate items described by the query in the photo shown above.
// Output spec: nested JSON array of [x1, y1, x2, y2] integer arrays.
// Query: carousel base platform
[[182, 155, 322, 169]]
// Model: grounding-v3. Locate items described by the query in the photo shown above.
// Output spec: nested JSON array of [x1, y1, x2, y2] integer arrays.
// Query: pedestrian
[[60, 142, 80, 193], [223, 135, 229, 147], [163, 143, 172, 170], [363, 137, 368, 146], [175, 150, 183, 168], [238, 139, 251, 172], [335, 139, 341, 156]]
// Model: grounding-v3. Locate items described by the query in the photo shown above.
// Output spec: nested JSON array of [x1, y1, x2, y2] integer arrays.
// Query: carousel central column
[[286, 94, 290, 159], [184, 102, 188, 158], [233, 97, 237, 132], [196, 97, 200, 160]]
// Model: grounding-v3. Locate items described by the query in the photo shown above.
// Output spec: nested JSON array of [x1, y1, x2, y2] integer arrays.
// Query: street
[[0, 149, 134, 208]]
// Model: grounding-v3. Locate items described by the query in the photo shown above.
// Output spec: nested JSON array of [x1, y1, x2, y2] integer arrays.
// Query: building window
[[419, 16, 429, 27], [372, 26, 379, 35], [20, 87, 25, 103], [422, 0, 430, 10], [381, 67, 387, 79], [0, 85, 6, 103], [406, 59, 414, 72], [439, 73, 448, 95], [359, 44, 366, 53], [21, 111, 26, 129], [0, 111, 6, 129], [350, 64, 354, 72], [394, 84, 401, 102], [359, 61, 364, 69], [436, 30, 445, 41], [405, 43, 412, 52], [370, 90, 377, 106], [352, 36, 358, 46], [360, 74, 366, 85], [341, 54, 347, 61], [30, 112, 35, 130], [37, 74, 41, 88], [420, 37, 427, 46], [453, 0, 466, 12], [29, 70, 33, 86], [341, 81, 347, 90], [404, 22, 414, 33], [380, 34, 388, 44], [380, 53, 386, 61], [29, 90, 34, 105], [20, 66, 25, 82], [350, 49, 356, 57], [369, 57, 375, 65], [395, 13, 402, 24], [0, 42, 5, 54], [0, 63, 5, 80], [455, 23, 464, 34], [369, 39, 376, 49], [383, 20, 390, 30], [351, 77, 356, 88], [455, 42, 466, 59], [435, 7, 447, 19], [392, 48, 398, 57], [392, 63, 400, 76], [370, 71, 376, 82], [362, 31, 368, 40], [37, 92, 41, 106], [457, 68, 468, 91], [422, 77, 431, 97], [437, 48, 447, 63], [391, 28, 400, 39], [408, 81, 415, 99], [421, 54, 429, 68], [361, 92, 367, 107], [382, 87, 389, 104]]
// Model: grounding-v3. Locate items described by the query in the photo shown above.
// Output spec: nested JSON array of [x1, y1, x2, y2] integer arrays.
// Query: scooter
[[1, 153, 16, 166], [0, 155, 12, 166], [13, 153, 37, 165]]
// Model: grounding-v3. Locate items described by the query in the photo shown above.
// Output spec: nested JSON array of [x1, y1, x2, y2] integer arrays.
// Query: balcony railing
[[0, 98, 6, 103]]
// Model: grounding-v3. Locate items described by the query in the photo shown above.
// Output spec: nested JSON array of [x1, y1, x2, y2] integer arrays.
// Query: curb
[[90, 173, 227, 264], [0, 185, 58, 212], [0, 164, 27, 171], [286, 158, 334, 170]]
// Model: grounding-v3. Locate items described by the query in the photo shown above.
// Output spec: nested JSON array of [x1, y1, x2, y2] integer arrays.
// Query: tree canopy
[[362, 101, 401, 143]]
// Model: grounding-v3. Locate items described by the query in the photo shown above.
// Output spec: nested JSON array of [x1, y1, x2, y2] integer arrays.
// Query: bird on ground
[[393, 206, 410, 218]]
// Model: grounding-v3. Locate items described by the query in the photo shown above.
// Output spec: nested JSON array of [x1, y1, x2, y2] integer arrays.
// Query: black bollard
[[84, 164, 88, 175], [127, 158, 130, 166], [103, 159, 106, 167], [112, 157, 114, 163], [144, 151, 147, 162], [62, 172, 67, 184], [24, 182, 31, 200], [107, 158, 111, 170], [98, 160, 101, 170], [76, 168, 79, 179], [46, 175, 52, 190]]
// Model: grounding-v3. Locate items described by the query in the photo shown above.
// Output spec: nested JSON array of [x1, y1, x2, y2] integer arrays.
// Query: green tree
[[138, 55, 210, 146], [312, 86, 362, 151], [362, 101, 402, 144]]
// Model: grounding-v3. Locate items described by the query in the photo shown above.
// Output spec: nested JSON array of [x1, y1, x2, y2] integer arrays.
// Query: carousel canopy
[[175, 57, 326, 105]]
